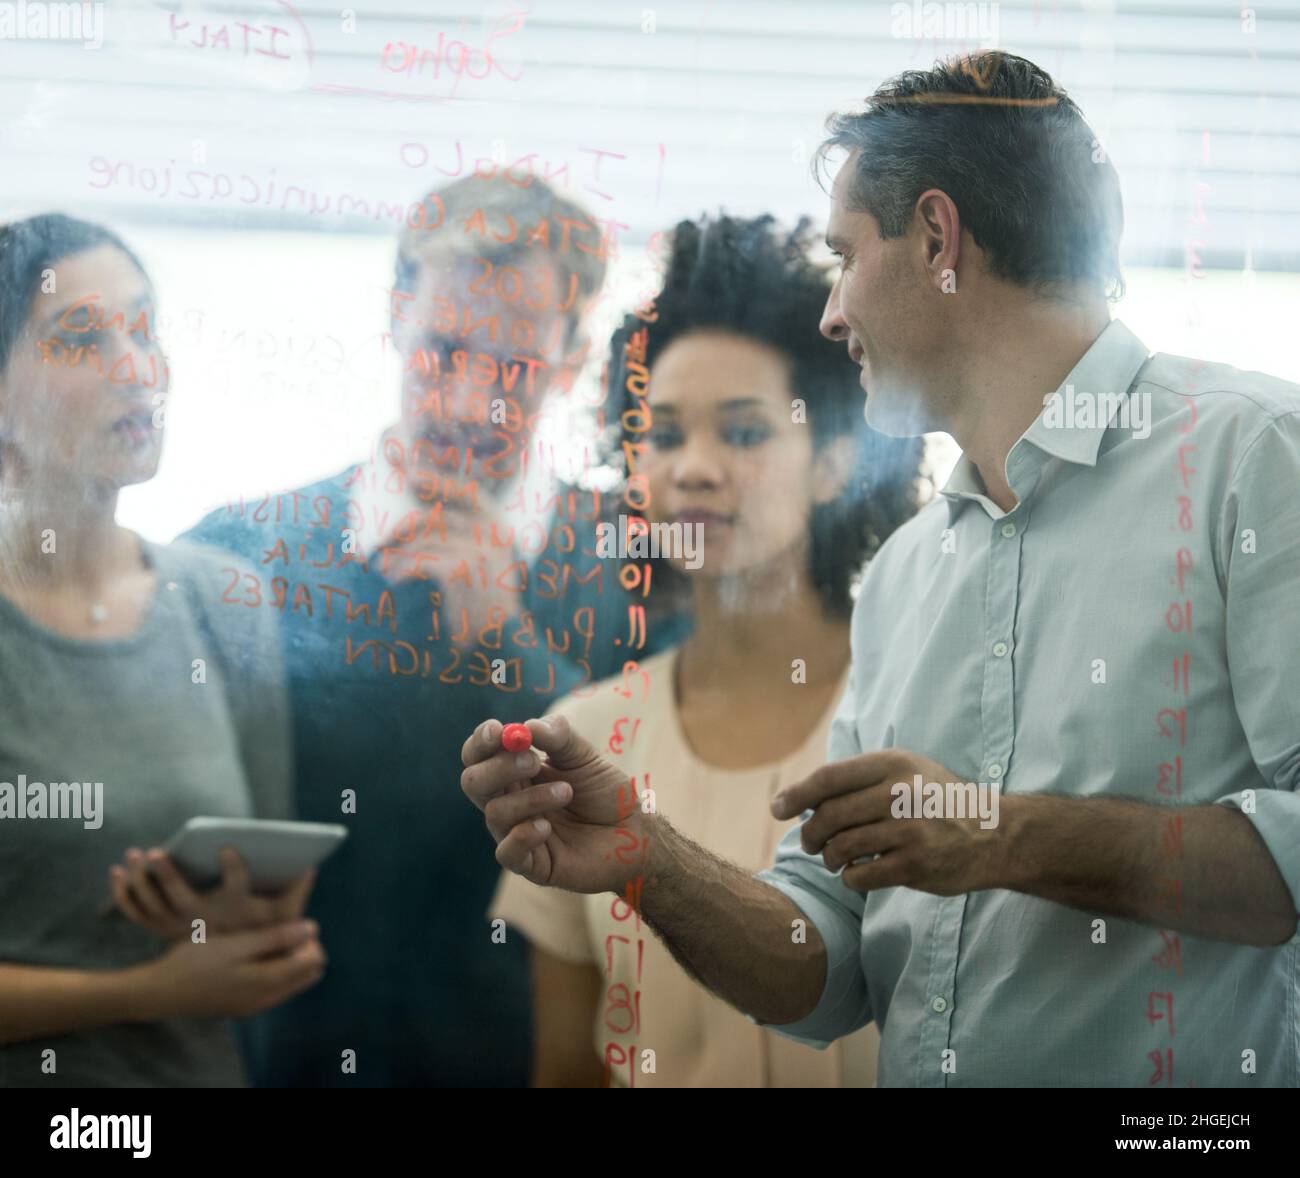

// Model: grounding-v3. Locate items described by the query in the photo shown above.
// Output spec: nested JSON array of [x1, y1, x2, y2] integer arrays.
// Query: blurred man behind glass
[[185, 175, 671, 1085]]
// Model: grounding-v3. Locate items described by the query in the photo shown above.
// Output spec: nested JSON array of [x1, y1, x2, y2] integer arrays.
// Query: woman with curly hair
[[490, 213, 929, 1087]]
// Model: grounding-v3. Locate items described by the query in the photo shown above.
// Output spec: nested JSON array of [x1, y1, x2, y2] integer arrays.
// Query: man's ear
[[811, 435, 856, 506]]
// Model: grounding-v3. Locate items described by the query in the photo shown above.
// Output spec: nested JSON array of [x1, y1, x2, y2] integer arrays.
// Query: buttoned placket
[[918, 445, 1043, 1086]]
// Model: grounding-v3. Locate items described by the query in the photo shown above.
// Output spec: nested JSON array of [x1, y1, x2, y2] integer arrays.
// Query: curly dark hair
[[602, 212, 930, 620]]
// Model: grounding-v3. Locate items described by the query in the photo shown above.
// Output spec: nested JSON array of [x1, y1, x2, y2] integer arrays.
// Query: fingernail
[[551, 782, 569, 801], [515, 752, 536, 771], [533, 818, 551, 835]]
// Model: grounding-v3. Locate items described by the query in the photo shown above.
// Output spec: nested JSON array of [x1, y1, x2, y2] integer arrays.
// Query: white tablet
[[161, 817, 349, 894]]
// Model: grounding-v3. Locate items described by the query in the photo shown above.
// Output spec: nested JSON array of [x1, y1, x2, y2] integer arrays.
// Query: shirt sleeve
[[1214, 410, 1300, 921], [488, 867, 596, 964], [751, 661, 873, 1049]]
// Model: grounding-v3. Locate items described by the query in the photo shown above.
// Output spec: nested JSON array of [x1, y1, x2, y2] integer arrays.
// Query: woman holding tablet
[[0, 214, 322, 1087], [490, 214, 929, 1086]]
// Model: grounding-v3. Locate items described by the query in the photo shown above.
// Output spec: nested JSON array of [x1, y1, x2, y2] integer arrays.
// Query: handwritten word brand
[[50, 1109, 150, 1158], [595, 515, 703, 570], [1041, 385, 1152, 440], [0, 0, 102, 46], [890, 775, 1001, 830]]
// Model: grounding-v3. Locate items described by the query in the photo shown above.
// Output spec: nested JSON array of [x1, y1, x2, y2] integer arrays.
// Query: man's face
[[819, 154, 941, 437], [392, 249, 571, 476]]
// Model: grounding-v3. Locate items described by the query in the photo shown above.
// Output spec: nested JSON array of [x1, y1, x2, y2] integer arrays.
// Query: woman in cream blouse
[[490, 214, 928, 1088]]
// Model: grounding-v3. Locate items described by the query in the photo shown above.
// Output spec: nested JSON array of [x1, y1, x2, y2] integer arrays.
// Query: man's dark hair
[[0, 214, 149, 374], [817, 51, 1125, 300], [605, 213, 929, 620]]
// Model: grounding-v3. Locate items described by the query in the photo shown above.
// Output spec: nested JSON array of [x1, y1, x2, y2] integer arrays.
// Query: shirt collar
[[939, 318, 1152, 523]]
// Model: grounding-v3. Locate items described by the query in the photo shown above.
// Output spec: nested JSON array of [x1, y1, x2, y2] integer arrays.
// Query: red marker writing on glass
[[501, 723, 533, 753]]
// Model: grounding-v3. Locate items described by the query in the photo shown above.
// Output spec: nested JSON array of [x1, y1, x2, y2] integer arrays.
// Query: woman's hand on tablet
[[134, 920, 327, 1021], [109, 846, 316, 939]]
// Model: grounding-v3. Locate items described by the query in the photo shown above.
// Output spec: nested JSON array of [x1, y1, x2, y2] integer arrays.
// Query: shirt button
[[992, 641, 1009, 658], [987, 764, 1004, 780], [932, 996, 948, 1013], [1001, 522, 1017, 538]]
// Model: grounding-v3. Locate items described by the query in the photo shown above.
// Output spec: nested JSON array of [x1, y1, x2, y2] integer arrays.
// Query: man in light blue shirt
[[749, 308, 1300, 1085], [460, 50, 1299, 1086]]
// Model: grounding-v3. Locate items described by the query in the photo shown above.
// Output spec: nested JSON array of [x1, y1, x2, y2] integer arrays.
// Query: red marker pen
[[501, 723, 532, 753]]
